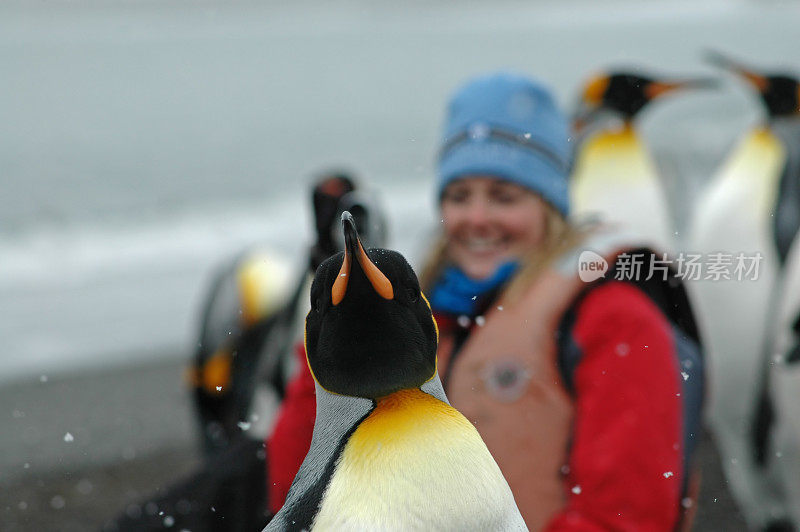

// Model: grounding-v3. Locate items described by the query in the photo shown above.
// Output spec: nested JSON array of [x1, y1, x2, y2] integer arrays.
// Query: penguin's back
[[311, 388, 525, 531]]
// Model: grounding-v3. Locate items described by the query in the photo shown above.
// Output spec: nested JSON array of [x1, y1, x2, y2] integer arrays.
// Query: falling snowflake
[[663, 471, 674, 478], [64, 432, 74, 442], [77, 479, 93, 495], [50, 495, 66, 509], [571, 485, 582, 495]]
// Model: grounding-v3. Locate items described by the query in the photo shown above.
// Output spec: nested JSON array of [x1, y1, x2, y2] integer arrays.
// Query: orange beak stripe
[[331, 247, 352, 306], [356, 241, 394, 300], [331, 240, 394, 305]]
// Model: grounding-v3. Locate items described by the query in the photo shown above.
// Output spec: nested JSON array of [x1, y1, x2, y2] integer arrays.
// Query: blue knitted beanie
[[438, 72, 571, 216]]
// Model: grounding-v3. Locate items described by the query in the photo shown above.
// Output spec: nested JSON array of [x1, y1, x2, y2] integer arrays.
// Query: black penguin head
[[574, 70, 717, 129], [304, 211, 438, 400], [706, 50, 800, 119]]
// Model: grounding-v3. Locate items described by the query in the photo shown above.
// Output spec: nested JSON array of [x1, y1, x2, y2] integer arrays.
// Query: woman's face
[[440, 176, 549, 280]]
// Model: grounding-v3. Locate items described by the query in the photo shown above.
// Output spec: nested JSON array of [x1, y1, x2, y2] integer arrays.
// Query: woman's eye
[[491, 191, 520, 204], [442, 189, 468, 203], [489, 182, 528, 204]]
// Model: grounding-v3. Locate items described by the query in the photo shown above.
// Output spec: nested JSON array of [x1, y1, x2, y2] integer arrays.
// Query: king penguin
[[700, 50, 800, 265], [571, 71, 713, 252], [707, 51, 800, 530], [685, 51, 800, 530], [265, 212, 527, 532]]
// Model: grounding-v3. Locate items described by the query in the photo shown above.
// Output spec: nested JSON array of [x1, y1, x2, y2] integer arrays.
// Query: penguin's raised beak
[[332, 211, 394, 305], [705, 49, 769, 92], [644, 77, 719, 100]]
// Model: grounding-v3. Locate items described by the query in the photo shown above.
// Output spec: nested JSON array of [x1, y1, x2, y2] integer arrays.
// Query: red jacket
[[267, 282, 685, 530]]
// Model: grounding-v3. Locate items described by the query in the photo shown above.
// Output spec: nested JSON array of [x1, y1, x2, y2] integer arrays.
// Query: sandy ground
[[0, 358, 746, 531], [0, 358, 202, 531]]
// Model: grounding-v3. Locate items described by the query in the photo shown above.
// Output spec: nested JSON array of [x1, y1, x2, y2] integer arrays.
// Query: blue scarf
[[428, 262, 518, 316]]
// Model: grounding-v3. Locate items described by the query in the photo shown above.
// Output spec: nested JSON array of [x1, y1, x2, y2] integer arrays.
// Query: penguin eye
[[405, 287, 419, 303]]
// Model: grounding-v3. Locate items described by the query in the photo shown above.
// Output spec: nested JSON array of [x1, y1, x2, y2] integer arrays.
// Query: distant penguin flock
[[265, 212, 527, 531], [570, 52, 800, 530]]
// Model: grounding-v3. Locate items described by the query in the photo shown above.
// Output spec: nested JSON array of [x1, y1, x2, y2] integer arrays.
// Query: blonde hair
[[419, 202, 589, 303]]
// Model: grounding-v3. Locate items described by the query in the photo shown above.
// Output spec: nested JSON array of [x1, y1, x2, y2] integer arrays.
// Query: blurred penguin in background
[[189, 171, 387, 455], [704, 51, 800, 266], [571, 70, 714, 252], [688, 50, 800, 531]]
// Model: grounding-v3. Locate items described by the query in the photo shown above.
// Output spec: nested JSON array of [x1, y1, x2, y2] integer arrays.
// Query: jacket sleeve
[[544, 281, 683, 532], [266, 343, 317, 515]]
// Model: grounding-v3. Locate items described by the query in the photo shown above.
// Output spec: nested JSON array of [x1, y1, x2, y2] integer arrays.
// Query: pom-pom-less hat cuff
[[438, 131, 570, 216]]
